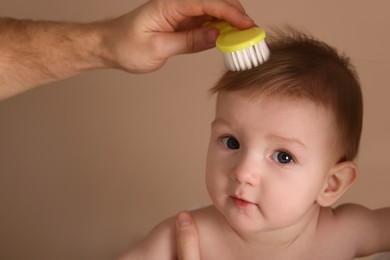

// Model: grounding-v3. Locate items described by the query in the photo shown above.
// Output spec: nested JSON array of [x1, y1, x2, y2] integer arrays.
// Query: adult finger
[[223, 0, 246, 13], [200, 0, 254, 29], [171, 0, 254, 29], [175, 211, 201, 260]]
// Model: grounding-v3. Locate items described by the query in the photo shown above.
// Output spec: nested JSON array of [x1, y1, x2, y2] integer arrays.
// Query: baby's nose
[[230, 154, 262, 186]]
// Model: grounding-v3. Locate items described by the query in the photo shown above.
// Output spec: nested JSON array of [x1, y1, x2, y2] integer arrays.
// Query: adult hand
[[103, 0, 254, 74], [175, 211, 201, 260], [0, 0, 253, 100]]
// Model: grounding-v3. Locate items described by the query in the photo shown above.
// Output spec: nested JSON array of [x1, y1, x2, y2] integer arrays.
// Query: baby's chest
[[199, 237, 355, 260]]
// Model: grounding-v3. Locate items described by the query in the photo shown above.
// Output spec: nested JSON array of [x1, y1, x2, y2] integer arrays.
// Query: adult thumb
[[162, 27, 219, 57], [175, 211, 201, 260]]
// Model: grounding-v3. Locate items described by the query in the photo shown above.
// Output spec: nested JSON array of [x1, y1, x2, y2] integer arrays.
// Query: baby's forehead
[[217, 89, 328, 108], [217, 89, 334, 118], [216, 89, 338, 129]]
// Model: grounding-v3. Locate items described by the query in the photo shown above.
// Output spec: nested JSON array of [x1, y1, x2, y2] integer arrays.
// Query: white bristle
[[223, 40, 270, 71]]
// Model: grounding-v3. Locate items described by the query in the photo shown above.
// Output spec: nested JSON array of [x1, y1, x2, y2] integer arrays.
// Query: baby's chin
[[219, 208, 267, 234]]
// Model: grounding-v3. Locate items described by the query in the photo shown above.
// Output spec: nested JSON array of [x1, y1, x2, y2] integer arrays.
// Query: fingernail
[[177, 211, 192, 226], [205, 28, 218, 45]]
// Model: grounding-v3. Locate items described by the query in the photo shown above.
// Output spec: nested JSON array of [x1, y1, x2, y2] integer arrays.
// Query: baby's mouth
[[230, 195, 257, 208]]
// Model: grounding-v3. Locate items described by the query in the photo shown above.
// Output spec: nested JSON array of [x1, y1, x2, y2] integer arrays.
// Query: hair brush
[[207, 21, 270, 71]]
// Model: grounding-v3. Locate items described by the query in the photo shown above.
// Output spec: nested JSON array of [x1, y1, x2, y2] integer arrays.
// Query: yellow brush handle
[[206, 21, 267, 53]]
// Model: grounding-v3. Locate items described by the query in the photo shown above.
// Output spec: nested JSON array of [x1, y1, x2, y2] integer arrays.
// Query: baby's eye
[[221, 136, 240, 150], [271, 150, 294, 164]]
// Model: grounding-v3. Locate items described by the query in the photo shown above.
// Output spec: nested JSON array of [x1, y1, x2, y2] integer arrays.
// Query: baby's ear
[[316, 161, 358, 207]]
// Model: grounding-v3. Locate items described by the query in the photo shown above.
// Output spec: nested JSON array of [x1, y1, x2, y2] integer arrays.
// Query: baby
[[124, 28, 390, 259]]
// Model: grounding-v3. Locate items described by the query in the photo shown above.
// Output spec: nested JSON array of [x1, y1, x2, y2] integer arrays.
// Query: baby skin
[[126, 90, 390, 260]]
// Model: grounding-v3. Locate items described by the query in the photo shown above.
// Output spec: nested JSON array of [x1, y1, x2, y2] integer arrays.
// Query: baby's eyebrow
[[267, 134, 307, 149], [211, 118, 232, 128]]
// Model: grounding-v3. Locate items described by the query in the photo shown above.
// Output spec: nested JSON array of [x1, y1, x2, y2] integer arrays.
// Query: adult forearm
[[0, 17, 109, 100]]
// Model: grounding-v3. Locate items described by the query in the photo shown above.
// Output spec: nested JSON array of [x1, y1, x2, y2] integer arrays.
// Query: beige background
[[1, 0, 389, 259]]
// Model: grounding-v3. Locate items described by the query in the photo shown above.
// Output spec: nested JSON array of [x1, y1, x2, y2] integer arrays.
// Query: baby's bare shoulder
[[191, 205, 226, 236], [118, 216, 176, 260], [318, 204, 390, 257], [320, 203, 376, 227]]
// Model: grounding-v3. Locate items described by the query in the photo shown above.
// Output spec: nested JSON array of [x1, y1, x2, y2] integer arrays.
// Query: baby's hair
[[210, 26, 363, 161]]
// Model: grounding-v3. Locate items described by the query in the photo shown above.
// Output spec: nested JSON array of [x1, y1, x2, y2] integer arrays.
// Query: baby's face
[[205, 90, 340, 234]]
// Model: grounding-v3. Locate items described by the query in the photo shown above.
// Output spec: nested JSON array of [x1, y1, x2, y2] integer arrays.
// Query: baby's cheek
[[206, 172, 223, 197]]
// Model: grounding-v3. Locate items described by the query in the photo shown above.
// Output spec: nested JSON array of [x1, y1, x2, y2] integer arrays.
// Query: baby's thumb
[[162, 27, 219, 57]]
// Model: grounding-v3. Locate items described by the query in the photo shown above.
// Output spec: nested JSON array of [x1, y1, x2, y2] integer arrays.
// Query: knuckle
[[185, 31, 196, 52]]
